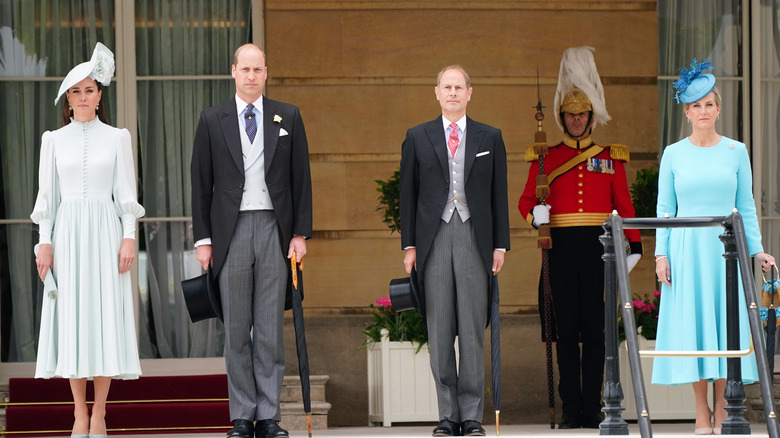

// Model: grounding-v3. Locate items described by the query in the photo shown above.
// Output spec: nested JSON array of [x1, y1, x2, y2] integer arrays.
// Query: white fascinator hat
[[54, 42, 115, 106]]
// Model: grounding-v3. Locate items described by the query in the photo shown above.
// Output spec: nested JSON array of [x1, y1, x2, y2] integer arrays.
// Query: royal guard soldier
[[518, 46, 643, 429]]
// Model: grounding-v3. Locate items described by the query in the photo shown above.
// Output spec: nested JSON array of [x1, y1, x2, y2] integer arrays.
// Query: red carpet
[[6, 375, 232, 436]]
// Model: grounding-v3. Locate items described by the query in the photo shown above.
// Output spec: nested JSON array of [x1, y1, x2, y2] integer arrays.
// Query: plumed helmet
[[553, 46, 611, 133]]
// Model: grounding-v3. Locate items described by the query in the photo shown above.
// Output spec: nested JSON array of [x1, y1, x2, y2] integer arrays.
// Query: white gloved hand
[[627, 253, 641, 273], [532, 204, 552, 227]]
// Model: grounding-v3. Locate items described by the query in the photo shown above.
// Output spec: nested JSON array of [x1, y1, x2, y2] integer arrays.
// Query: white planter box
[[367, 333, 438, 426], [619, 338, 696, 420]]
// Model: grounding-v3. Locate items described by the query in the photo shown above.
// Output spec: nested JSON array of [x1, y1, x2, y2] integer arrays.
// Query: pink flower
[[633, 299, 645, 311], [653, 290, 661, 298], [376, 297, 392, 308]]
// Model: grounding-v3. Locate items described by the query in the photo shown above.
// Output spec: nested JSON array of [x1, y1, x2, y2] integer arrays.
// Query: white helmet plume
[[553, 46, 611, 133]]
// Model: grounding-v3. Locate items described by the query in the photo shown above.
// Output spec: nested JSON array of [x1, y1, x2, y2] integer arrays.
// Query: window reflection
[[138, 220, 224, 359]]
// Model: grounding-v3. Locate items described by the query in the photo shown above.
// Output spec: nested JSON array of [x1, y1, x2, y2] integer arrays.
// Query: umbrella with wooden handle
[[291, 250, 312, 437]]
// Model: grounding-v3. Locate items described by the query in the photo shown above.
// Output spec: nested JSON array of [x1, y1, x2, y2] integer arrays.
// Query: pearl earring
[[96, 103, 99, 111], [687, 118, 691, 123]]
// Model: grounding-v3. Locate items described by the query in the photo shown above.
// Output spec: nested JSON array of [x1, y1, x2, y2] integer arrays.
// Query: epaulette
[[608, 144, 630, 162], [525, 143, 559, 162]]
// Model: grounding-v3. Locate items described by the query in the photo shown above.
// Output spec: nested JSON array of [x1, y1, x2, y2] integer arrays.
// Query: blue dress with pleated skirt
[[652, 136, 761, 386]]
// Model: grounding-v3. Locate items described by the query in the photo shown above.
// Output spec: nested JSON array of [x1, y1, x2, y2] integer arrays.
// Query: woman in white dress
[[31, 43, 144, 438]]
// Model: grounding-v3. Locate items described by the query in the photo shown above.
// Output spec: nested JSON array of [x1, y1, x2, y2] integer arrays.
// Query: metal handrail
[[600, 211, 780, 438]]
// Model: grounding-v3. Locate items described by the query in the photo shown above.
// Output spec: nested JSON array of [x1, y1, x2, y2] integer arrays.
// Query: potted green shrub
[[365, 170, 437, 427], [629, 167, 659, 219], [375, 169, 401, 234]]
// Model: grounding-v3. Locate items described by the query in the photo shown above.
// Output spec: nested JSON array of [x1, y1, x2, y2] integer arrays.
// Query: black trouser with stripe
[[537, 226, 605, 420]]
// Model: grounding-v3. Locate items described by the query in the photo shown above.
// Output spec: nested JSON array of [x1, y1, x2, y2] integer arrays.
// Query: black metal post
[[719, 222, 750, 434], [609, 214, 779, 438], [731, 213, 780, 438], [600, 223, 628, 435], [610, 215, 653, 438]]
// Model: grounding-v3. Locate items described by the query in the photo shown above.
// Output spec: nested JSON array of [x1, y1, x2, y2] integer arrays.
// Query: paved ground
[[32, 422, 773, 438]]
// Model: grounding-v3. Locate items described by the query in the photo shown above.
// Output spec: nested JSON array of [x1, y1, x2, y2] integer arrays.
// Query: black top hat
[[181, 268, 223, 323], [389, 268, 423, 313]]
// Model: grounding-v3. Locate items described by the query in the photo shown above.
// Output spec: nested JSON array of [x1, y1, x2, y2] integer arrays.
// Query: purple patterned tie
[[244, 104, 257, 143]]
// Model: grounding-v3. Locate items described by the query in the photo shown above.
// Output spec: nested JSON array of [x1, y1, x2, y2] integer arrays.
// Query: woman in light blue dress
[[653, 60, 775, 435], [31, 43, 144, 438]]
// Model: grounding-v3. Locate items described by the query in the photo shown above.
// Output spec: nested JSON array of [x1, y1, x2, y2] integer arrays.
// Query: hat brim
[[181, 268, 223, 323], [680, 74, 716, 104], [389, 269, 422, 313], [54, 61, 92, 106], [54, 42, 114, 106]]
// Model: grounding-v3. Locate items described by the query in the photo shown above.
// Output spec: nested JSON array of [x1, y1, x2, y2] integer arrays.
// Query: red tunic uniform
[[518, 135, 641, 245], [518, 133, 642, 425]]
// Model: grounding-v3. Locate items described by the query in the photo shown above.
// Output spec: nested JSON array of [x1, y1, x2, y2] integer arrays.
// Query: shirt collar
[[442, 114, 466, 134], [235, 94, 263, 116]]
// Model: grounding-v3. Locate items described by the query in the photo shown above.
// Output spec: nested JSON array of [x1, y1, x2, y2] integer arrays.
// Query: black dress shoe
[[581, 411, 605, 429], [255, 419, 288, 438], [460, 420, 486, 436], [227, 419, 254, 438], [432, 419, 460, 437], [558, 412, 581, 429]]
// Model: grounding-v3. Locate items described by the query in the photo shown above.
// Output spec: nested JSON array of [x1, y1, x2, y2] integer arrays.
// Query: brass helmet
[[553, 47, 611, 134], [560, 86, 592, 115]]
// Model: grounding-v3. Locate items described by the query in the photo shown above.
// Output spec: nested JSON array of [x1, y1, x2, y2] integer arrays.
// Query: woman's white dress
[[31, 118, 144, 379], [652, 136, 761, 385]]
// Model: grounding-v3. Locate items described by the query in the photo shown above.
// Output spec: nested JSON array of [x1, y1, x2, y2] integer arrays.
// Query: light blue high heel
[[88, 420, 108, 437], [71, 435, 89, 438]]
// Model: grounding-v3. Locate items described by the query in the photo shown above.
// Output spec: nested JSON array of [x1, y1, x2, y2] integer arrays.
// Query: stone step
[[282, 401, 333, 415], [743, 376, 780, 423], [279, 400, 332, 431], [281, 375, 329, 403]]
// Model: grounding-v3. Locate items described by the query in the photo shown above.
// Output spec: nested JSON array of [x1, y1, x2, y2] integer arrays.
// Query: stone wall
[[263, 0, 660, 312], [267, 0, 661, 427]]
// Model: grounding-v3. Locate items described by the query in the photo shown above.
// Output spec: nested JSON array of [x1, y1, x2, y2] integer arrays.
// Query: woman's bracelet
[[654, 255, 667, 262]]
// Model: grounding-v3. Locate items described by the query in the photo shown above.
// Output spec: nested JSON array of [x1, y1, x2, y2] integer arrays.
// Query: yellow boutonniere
[[273, 114, 282, 124]]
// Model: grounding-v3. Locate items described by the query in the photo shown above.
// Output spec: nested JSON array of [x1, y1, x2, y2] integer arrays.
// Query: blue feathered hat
[[673, 59, 716, 104]]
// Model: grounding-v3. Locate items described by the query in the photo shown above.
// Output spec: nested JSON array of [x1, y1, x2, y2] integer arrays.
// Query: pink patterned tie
[[447, 122, 459, 158]]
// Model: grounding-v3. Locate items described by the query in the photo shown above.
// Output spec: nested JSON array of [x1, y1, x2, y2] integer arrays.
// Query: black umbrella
[[290, 251, 312, 437], [766, 266, 777, 373], [489, 273, 501, 436]]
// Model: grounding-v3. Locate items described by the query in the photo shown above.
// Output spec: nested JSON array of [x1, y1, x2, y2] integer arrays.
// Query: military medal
[[587, 157, 594, 172]]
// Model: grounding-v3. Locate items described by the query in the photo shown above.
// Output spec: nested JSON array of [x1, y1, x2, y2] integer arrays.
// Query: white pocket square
[[475, 151, 490, 157], [279, 128, 289, 137]]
